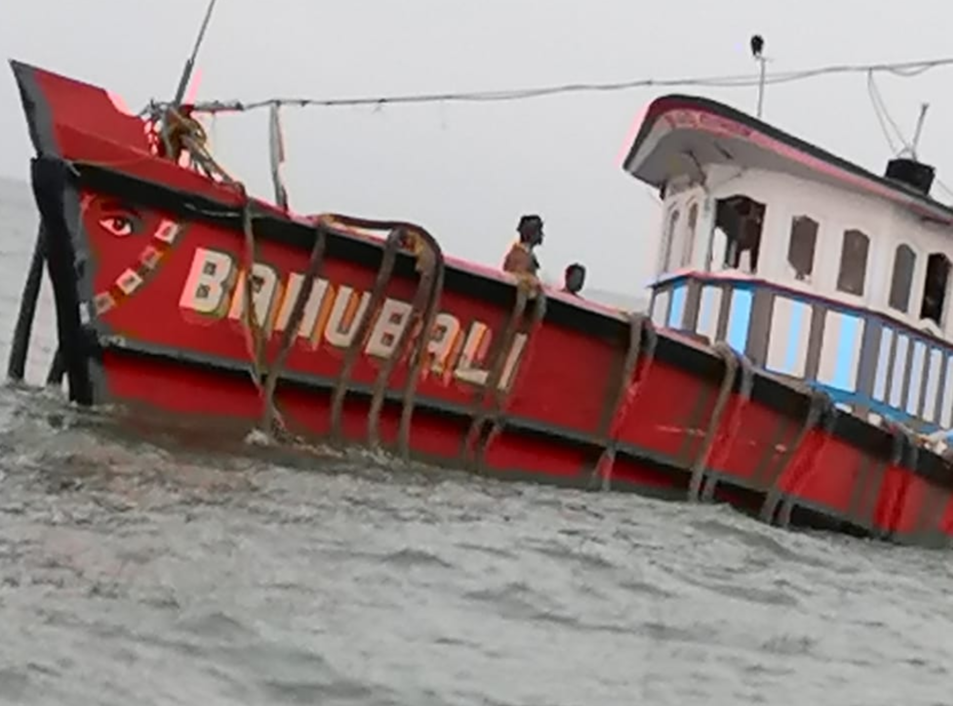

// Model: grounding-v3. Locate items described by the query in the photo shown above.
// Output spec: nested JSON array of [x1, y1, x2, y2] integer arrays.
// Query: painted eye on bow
[[99, 215, 136, 237]]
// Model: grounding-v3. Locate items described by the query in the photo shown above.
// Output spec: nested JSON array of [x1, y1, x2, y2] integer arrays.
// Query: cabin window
[[888, 244, 916, 313], [660, 208, 680, 273], [787, 215, 817, 281], [714, 195, 765, 273], [836, 229, 869, 296], [681, 202, 699, 268], [920, 253, 951, 326]]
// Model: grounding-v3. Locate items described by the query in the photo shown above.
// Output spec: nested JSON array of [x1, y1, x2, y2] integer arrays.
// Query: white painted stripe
[[889, 334, 909, 408], [943, 355, 953, 428], [924, 348, 943, 422], [873, 327, 894, 402], [651, 291, 670, 328], [906, 340, 927, 415], [696, 285, 722, 342]]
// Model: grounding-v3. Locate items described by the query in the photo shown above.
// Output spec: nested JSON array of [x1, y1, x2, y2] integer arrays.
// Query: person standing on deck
[[561, 263, 586, 296], [502, 214, 544, 278]]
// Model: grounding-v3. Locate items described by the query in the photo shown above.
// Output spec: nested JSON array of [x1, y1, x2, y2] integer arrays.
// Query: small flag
[[269, 103, 289, 211]]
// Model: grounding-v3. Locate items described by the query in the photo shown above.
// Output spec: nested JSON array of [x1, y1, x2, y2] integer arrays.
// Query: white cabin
[[622, 95, 953, 434]]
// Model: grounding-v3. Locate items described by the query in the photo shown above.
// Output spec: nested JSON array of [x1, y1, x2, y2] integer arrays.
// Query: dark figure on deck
[[715, 196, 763, 273], [562, 263, 586, 296], [502, 214, 544, 276]]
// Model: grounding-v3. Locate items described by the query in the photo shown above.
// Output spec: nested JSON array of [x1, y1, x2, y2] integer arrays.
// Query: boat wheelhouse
[[623, 95, 953, 436]]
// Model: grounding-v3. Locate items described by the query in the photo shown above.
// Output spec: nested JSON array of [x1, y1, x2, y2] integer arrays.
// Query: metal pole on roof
[[750, 34, 766, 119], [910, 103, 930, 160], [757, 57, 766, 118]]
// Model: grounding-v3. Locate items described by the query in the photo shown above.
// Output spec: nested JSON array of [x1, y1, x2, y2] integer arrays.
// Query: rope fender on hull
[[327, 228, 404, 442], [687, 342, 755, 504], [320, 213, 447, 458], [588, 312, 657, 492], [461, 281, 548, 475], [757, 387, 835, 527], [236, 206, 448, 454], [238, 193, 328, 442]]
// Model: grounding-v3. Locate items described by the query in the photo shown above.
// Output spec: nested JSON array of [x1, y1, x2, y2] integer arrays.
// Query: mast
[[171, 0, 219, 109]]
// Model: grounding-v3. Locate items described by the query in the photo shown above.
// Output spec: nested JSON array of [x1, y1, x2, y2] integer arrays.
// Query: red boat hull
[[10, 60, 953, 546]]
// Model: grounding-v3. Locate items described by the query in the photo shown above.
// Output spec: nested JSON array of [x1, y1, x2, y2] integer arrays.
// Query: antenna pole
[[756, 55, 767, 118], [172, 0, 219, 108], [749, 35, 767, 119], [911, 102, 930, 159]]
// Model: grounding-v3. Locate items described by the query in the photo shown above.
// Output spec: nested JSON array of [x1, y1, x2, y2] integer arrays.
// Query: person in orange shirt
[[502, 214, 544, 276]]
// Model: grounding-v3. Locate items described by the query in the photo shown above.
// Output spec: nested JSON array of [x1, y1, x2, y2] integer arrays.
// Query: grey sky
[[3, 0, 953, 299]]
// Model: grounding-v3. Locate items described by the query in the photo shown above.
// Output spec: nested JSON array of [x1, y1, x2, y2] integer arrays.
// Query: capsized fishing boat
[[9, 58, 953, 547]]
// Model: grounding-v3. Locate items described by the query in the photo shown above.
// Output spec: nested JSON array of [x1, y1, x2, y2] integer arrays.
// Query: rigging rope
[[144, 57, 953, 113], [142, 55, 953, 116]]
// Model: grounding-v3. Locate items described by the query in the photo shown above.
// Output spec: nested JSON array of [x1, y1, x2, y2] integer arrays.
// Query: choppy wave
[[0, 385, 944, 704]]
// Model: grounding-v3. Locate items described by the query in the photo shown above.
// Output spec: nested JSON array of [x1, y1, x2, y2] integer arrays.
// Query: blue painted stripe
[[831, 314, 860, 391], [726, 288, 752, 353], [667, 284, 686, 328], [782, 301, 806, 374]]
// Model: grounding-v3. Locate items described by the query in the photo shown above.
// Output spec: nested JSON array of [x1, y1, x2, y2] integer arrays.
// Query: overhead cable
[[169, 56, 953, 114]]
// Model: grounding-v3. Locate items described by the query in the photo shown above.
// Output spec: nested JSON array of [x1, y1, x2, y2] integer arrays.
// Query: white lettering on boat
[[178, 247, 527, 390]]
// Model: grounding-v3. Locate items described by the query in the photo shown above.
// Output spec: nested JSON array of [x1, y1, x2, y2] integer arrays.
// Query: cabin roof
[[621, 94, 953, 226]]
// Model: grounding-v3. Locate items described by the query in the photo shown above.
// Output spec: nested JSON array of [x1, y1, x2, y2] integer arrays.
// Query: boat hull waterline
[[11, 60, 953, 547]]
